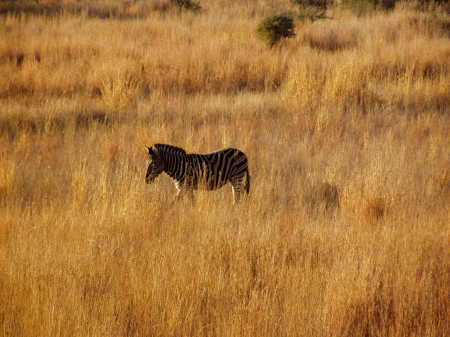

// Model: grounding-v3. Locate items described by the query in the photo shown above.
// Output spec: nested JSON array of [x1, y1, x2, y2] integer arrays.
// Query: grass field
[[0, 1, 449, 336]]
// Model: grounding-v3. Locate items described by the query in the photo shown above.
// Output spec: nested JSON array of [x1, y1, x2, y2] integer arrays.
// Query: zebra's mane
[[155, 144, 187, 155]]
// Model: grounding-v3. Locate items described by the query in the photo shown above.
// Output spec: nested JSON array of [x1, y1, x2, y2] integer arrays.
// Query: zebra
[[145, 144, 250, 204]]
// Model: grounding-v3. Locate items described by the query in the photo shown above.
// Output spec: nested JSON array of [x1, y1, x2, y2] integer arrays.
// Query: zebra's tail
[[244, 168, 251, 194]]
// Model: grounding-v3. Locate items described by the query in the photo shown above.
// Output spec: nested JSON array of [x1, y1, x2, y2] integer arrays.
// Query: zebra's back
[[185, 148, 249, 191]]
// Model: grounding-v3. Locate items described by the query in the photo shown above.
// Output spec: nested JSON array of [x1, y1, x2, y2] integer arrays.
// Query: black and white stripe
[[145, 144, 250, 203]]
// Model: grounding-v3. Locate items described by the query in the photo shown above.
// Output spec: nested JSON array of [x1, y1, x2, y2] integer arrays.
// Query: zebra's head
[[146, 146, 164, 184]]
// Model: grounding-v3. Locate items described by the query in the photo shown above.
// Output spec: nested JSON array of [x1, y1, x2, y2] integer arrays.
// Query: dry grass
[[0, 1, 449, 336]]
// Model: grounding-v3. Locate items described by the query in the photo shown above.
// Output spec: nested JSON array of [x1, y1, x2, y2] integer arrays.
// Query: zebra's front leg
[[173, 187, 195, 204], [172, 185, 184, 204]]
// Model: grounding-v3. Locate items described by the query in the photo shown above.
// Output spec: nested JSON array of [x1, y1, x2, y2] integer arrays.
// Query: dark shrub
[[257, 14, 295, 48], [169, 0, 201, 11]]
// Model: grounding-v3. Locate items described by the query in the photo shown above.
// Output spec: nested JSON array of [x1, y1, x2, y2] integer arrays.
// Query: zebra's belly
[[180, 179, 228, 191], [201, 181, 227, 191]]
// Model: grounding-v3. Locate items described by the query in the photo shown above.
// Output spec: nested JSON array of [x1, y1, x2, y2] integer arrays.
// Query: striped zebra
[[145, 144, 250, 204]]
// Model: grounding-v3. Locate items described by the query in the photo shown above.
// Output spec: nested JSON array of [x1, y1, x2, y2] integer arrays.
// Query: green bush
[[257, 14, 295, 48]]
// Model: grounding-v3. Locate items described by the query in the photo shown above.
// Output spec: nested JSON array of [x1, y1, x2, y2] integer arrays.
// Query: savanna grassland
[[0, 0, 449, 336]]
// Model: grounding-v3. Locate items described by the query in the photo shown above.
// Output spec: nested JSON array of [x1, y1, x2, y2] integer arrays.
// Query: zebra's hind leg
[[231, 180, 243, 204]]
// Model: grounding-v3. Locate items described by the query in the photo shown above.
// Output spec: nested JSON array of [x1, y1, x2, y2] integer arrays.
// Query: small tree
[[257, 14, 295, 48]]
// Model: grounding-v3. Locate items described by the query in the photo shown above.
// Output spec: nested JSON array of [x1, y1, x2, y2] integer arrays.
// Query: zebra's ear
[[148, 146, 158, 157], [147, 146, 153, 156]]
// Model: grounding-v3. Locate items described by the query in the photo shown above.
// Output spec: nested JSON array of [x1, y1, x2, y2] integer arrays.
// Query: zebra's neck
[[162, 152, 186, 182]]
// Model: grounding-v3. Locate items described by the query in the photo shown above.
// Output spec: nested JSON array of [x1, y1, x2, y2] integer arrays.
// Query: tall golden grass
[[0, 1, 449, 336]]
